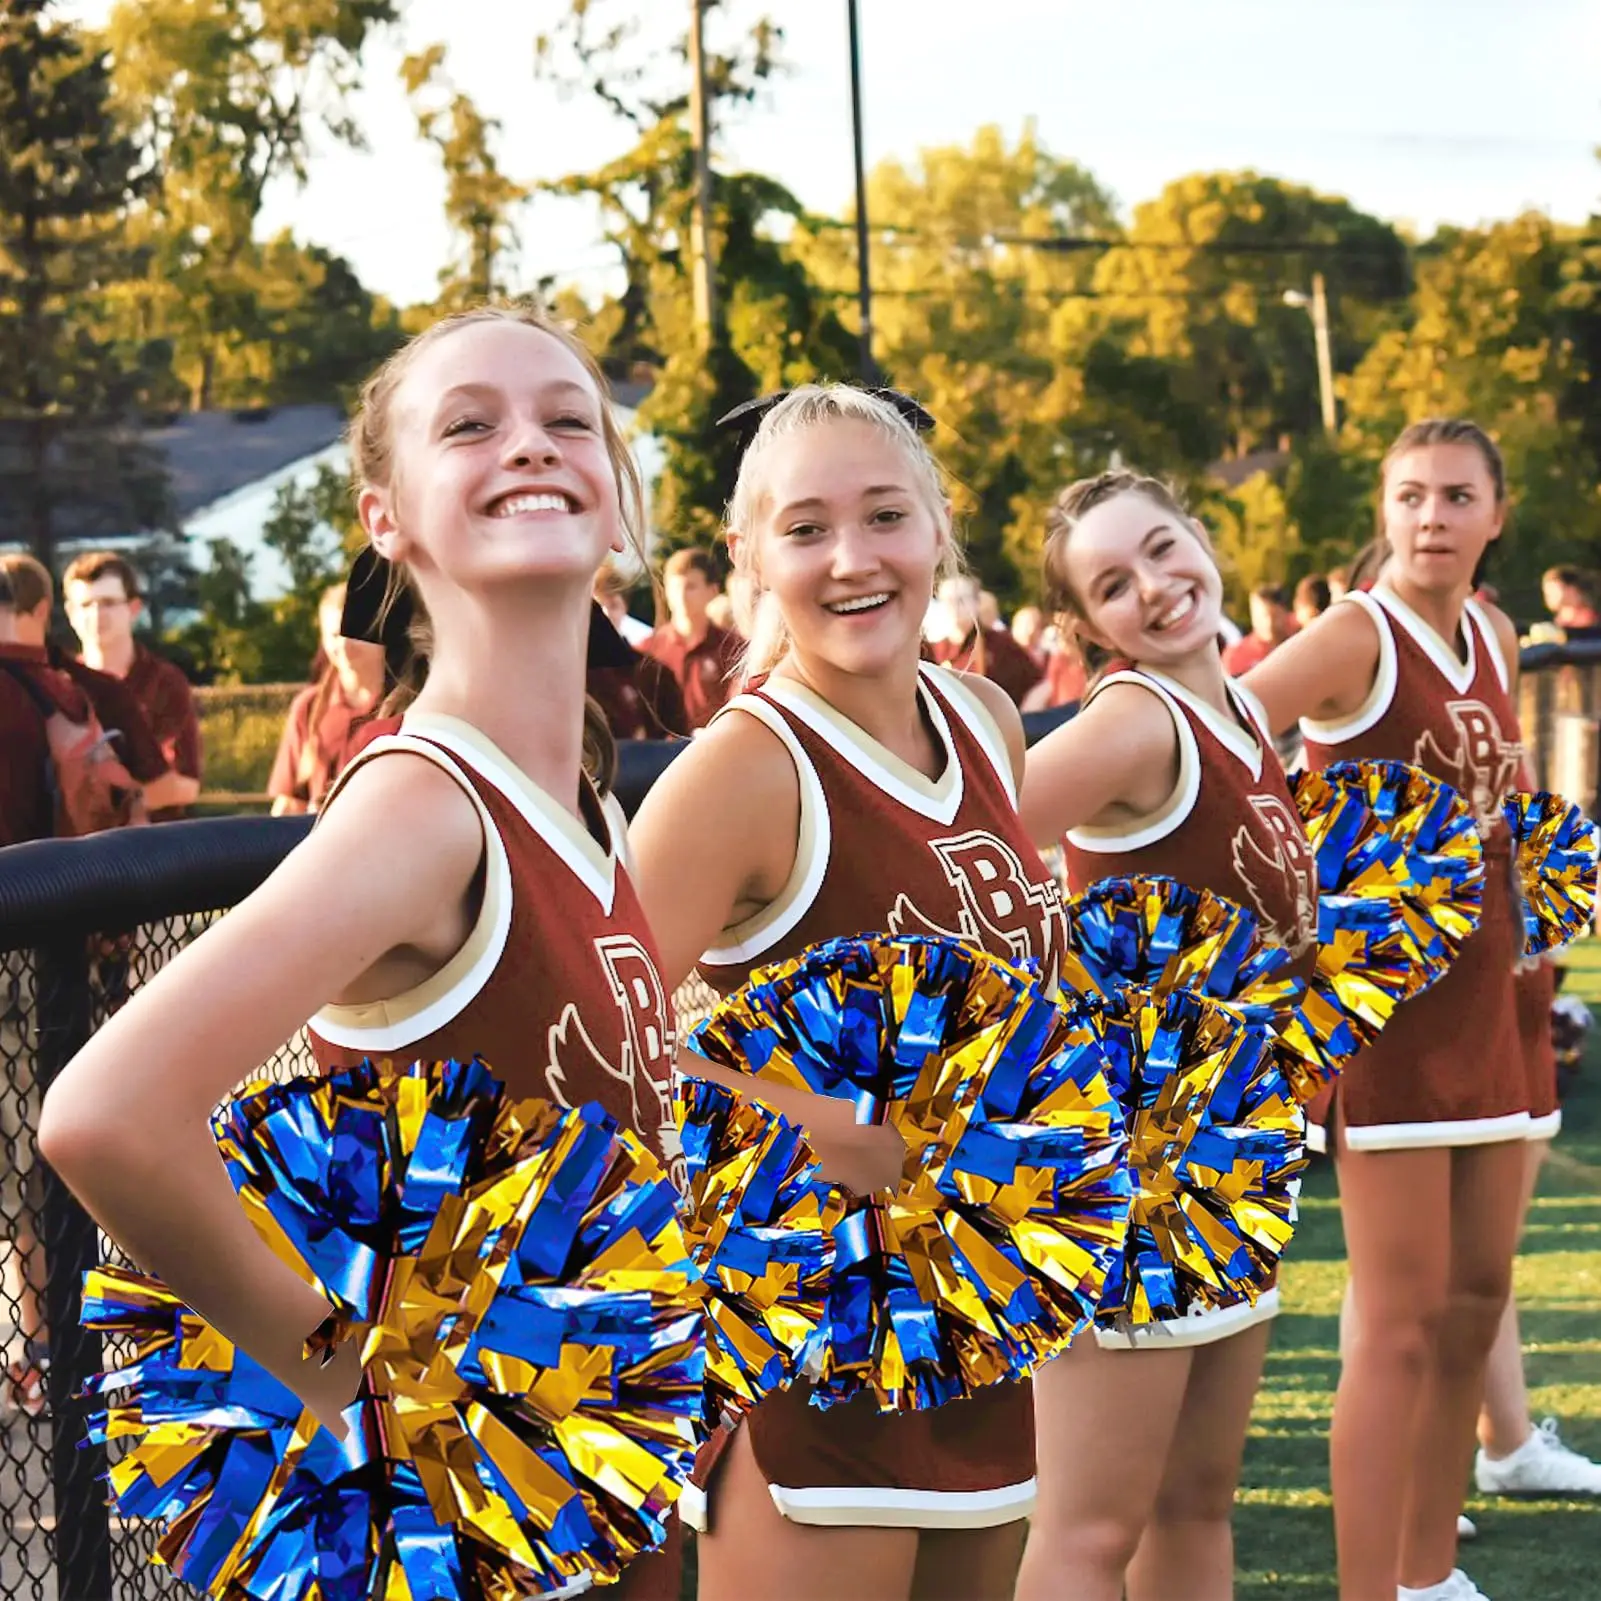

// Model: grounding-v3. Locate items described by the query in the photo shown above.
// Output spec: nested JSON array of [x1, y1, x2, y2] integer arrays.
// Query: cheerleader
[[1012, 470, 1319, 1601], [628, 385, 1069, 1601], [1244, 418, 1528, 1601], [38, 305, 684, 1601]]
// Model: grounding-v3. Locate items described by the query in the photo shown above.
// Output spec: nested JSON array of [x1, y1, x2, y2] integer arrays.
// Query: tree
[[403, 44, 529, 309], [0, 0, 171, 575], [1091, 171, 1411, 459], [1341, 214, 1601, 611], [536, 2, 854, 550], [103, 0, 399, 410]]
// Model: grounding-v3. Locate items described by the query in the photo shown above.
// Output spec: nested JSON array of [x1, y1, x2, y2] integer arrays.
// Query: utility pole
[[688, 0, 717, 347], [1285, 271, 1336, 434], [846, 0, 875, 382]]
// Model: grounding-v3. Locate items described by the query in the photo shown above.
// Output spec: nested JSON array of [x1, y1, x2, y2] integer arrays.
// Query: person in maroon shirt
[[642, 546, 743, 728], [62, 551, 202, 819], [1220, 582, 1298, 675], [586, 601, 689, 741], [0, 554, 182, 814], [268, 582, 386, 815], [928, 573, 1044, 705]]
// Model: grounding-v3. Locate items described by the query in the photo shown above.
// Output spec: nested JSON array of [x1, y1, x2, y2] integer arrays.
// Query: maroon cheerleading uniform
[[1516, 960, 1561, 1140], [306, 712, 683, 1601], [1300, 587, 1527, 1150], [1062, 667, 1319, 1345], [685, 664, 1069, 1532]]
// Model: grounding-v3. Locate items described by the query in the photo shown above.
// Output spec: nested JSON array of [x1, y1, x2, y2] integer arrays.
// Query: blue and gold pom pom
[[1096, 986, 1305, 1330], [688, 935, 1132, 1411], [84, 1059, 703, 1599], [1504, 790, 1600, 955], [675, 1076, 843, 1429]]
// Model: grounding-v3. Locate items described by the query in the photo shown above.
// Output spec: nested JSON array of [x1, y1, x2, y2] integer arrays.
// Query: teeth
[[494, 492, 571, 517], [826, 593, 892, 615], [1154, 591, 1195, 630]]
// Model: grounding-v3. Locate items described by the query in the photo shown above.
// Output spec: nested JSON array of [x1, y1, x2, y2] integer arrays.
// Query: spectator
[[977, 589, 1002, 630], [592, 561, 654, 648], [0, 553, 182, 815], [642, 547, 742, 730], [1293, 574, 1332, 629], [1011, 604, 1046, 663], [62, 551, 202, 820], [1221, 583, 1298, 675], [706, 593, 736, 633], [927, 573, 1043, 706], [1328, 564, 1351, 603], [1541, 565, 1600, 631], [587, 602, 690, 742], [1022, 635, 1088, 712], [267, 582, 386, 816]]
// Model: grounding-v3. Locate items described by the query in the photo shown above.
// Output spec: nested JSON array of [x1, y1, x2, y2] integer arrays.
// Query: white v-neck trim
[[757, 672, 965, 825], [1142, 668, 1265, 781], [1372, 586, 1476, 694], [401, 711, 619, 914]]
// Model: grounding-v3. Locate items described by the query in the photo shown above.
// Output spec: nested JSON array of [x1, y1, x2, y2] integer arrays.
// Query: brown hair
[[62, 550, 141, 601], [663, 546, 720, 586], [1543, 563, 1593, 595], [346, 301, 645, 793], [1041, 469, 1204, 682], [1293, 574, 1331, 615], [0, 553, 52, 616]]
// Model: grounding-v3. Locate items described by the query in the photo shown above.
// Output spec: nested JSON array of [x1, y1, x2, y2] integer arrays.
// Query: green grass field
[[1235, 943, 1601, 1599]]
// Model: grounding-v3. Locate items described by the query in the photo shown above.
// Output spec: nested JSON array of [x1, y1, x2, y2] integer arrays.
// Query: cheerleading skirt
[[1091, 1286, 1280, 1350], [1329, 838, 1526, 1151], [680, 1379, 1035, 1532], [1516, 958, 1562, 1141]]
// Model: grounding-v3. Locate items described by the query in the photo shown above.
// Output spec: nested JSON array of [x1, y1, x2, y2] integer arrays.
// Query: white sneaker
[[1397, 1569, 1489, 1600], [1475, 1417, 1601, 1496], [1456, 1513, 1477, 1540]]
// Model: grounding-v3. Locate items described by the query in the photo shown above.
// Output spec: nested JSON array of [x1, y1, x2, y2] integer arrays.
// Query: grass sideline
[[1236, 942, 1601, 1599]]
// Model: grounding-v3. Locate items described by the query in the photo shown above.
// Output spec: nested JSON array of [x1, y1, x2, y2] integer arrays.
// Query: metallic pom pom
[[1096, 986, 1305, 1330], [1284, 760, 1485, 1094], [1504, 790, 1600, 955], [675, 1076, 844, 1429], [689, 935, 1132, 1411], [85, 1059, 703, 1598]]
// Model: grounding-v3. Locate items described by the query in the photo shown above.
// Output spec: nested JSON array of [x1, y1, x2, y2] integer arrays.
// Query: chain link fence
[[0, 796, 722, 1601]]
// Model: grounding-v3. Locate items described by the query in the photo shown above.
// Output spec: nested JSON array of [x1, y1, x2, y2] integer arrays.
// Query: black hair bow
[[340, 548, 639, 675], [714, 387, 937, 464]]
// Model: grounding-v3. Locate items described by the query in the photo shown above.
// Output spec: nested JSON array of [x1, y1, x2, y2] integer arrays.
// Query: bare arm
[[1243, 601, 1383, 734], [38, 755, 484, 1426], [957, 672, 1029, 796], [143, 769, 201, 810], [629, 713, 904, 1192], [1018, 682, 1182, 850]]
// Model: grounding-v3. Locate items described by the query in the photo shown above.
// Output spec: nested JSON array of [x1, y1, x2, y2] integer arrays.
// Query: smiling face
[[1382, 440, 1504, 597], [65, 572, 139, 656], [358, 321, 623, 598], [740, 416, 948, 680], [1058, 489, 1225, 667]]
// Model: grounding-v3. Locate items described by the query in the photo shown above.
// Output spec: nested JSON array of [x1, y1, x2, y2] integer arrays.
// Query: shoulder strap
[[1464, 598, 1511, 691], [919, 663, 1017, 806], [0, 658, 56, 720]]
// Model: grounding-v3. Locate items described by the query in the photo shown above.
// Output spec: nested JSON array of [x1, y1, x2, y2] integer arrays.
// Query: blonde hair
[[724, 384, 959, 680], [345, 301, 643, 788], [1041, 469, 1210, 682]]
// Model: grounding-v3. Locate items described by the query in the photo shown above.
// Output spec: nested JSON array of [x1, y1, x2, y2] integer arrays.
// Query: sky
[[63, 0, 1601, 312]]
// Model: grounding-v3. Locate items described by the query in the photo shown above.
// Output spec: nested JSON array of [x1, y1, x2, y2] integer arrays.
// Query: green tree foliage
[[1341, 213, 1601, 611], [1094, 171, 1411, 457], [172, 462, 357, 681], [403, 44, 529, 309], [0, 0, 171, 574], [103, 0, 400, 410], [535, 1, 852, 550]]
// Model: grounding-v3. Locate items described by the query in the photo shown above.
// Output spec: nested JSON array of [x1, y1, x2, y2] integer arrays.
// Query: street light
[[1283, 271, 1336, 435]]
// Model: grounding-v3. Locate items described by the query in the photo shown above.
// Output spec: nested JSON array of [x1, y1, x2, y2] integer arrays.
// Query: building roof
[[144, 405, 348, 518]]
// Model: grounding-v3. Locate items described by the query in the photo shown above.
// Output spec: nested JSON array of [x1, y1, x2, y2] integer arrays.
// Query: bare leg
[[1329, 1139, 1453, 1601], [910, 1523, 1026, 1601], [1398, 1139, 1526, 1590], [1126, 1321, 1272, 1601], [1476, 1138, 1548, 1459], [1, 1233, 43, 1357], [1016, 1336, 1194, 1601], [694, 1425, 920, 1601]]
